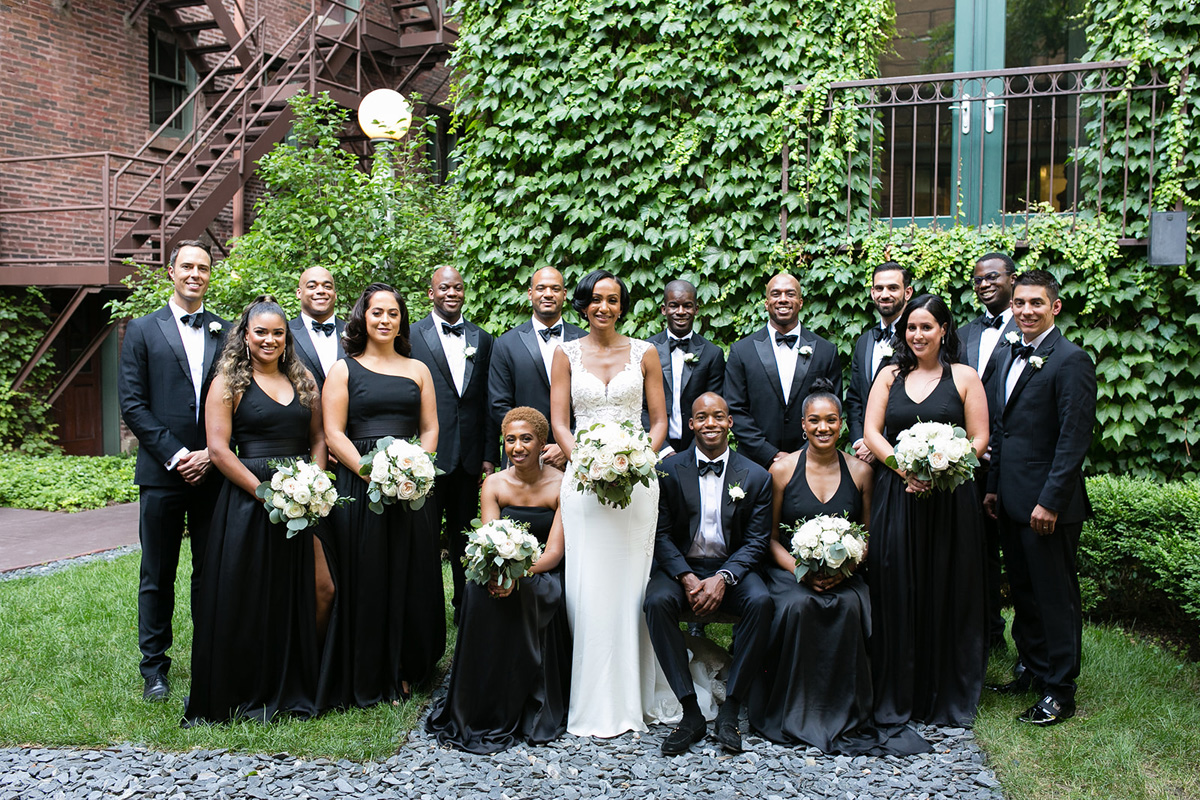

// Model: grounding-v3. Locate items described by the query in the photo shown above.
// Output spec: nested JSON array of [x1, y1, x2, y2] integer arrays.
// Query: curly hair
[[890, 294, 960, 380], [570, 269, 630, 319], [342, 283, 410, 357], [502, 406, 550, 444], [216, 295, 319, 409]]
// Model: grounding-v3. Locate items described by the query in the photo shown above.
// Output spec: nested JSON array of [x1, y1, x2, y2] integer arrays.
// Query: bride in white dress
[[550, 269, 677, 737]]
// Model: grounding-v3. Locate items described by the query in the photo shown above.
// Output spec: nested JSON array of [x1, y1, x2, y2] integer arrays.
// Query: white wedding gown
[[560, 339, 725, 737]]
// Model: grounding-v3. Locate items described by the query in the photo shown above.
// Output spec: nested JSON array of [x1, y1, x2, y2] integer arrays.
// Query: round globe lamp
[[357, 89, 413, 143]]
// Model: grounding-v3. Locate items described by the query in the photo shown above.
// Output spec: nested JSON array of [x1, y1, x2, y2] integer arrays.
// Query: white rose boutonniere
[[798, 345, 814, 357], [683, 351, 698, 364], [1004, 330, 1020, 345], [879, 342, 894, 358], [1029, 355, 1045, 370], [728, 484, 746, 502], [208, 321, 223, 337], [464, 344, 477, 359]]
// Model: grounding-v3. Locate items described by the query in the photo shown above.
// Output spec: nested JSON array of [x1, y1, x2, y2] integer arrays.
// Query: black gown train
[[426, 505, 572, 753], [748, 450, 930, 755], [867, 365, 988, 727], [183, 380, 328, 725], [327, 358, 447, 708]]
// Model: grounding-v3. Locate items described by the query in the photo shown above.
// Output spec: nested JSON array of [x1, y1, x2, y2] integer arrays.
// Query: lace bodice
[[561, 338, 651, 428]]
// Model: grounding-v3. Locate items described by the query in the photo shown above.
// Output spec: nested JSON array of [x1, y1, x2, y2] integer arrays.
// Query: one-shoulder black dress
[[749, 451, 929, 754], [328, 358, 447, 708], [183, 380, 324, 725], [426, 505, 572, 753], [867, 365, 987, 727]]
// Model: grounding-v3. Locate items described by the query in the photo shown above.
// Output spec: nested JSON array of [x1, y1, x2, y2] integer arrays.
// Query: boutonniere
[[1004, 330, 1020, 345], [464, 345, 477, 359], [683, 351, 698, 364], [728, 484, 745, 502], [208, 321, 222, 337], [798, 345, 813, 357], [879, 342, 894, 358], [1029, 355, 1045, 370]]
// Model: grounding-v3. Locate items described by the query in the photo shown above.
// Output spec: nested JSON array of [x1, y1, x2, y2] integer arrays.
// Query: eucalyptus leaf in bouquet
[[785, 514, 869, 581], [255, 458, 350, 537], [885, 420, 980, 496], [358, 435, 442, 513], [462, 517, 543, 592]]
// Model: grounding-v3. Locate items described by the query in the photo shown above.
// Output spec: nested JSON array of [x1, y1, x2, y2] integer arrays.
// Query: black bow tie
[[774, 332, 798, 349], [538, 324, 563, 342], [872, 326, 893, 342], [698, 459, 725, 477], [311, 320, 336, 336], [669, 337, 690, 352], [985, 314, 1005, 329], [1010, 342, 1035, 361], [441, 322, 465, 337], [180, 312, 203, 329]]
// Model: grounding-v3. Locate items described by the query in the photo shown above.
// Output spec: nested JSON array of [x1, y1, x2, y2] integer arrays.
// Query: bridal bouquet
[[786, 515, 869, 581], [571, 420, 658, 509], [463, 518, 543, 592], [255, 459, 348, 537], [358, 435, 441, 513], [885, 421, 979, 495]]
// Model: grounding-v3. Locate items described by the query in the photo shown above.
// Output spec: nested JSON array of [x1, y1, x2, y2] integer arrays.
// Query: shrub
[[0, 454, 138, 512]]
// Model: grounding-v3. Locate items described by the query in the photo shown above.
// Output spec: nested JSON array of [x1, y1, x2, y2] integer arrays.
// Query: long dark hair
[[342, 282, 410, 357], [891, 293, 959, 379], [216, 294, 319, 409], [571, 269, 630, 319]]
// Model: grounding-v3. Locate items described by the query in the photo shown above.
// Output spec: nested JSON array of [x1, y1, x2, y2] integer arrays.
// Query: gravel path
[[1, 549, 1005, 799]]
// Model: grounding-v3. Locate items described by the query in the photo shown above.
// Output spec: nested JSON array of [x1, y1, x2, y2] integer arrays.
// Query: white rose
[[272, 493, 287, 509], [293, 486, 312, 505], [728, 486, 746, 502], [270, 473, 284, 491], [386, 440, 407, 458], [612, 453, 630, 473], [629, 448, 649, 469], [928, 451, 950, 471], [594, 450, 614, 470], [396, 453, 416, 471], [495, 537, 520, 561], [842, 534, 865, 562], [370, 463, 389, 483], [285, 501, 306, 519], [313, 473, 332, 493], [319, 502, 333, 517], [824, 547, 847, 570], [280, 477, 297, 495], [397, 479, 418, 500]]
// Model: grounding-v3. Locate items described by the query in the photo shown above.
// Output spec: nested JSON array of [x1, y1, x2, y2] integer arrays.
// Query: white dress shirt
[[300, 312, 340, 379], [166, 299, 206, 469], [870, 322, 896, 379], [687, 449, 730, 559], [1005, 326, 1054, 402], [667, 332, 691, 440], [532, 316, 564, 382], [433, 310, 468, 395], [977, 309, 1013, 373], [770, 322, 801, 398]]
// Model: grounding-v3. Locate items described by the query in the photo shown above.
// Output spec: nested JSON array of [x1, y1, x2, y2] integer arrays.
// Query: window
[[149, 22, 194, 134], [427, 106, 459, 185]]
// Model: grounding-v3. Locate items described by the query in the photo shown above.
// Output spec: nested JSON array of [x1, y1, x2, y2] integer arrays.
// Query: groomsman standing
[[984, 270, 1096, 726], [411, 265, 499, 616], [644, 279, 725, 457], [118, 240, 229, 701], [488, 267, 584, 469], [645, 393, 773, 755], [959, 252, 1020, 651], [845, 262, 912, 463], [725, 273, 842, 468], [289, 266, 344, 388]]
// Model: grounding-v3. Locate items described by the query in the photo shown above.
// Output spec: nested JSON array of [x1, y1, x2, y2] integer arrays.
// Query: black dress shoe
[[986, 675, 1035, 694], [143, 673, 170, 702], [714, 717, 743, 754], [661, 717, 706, 755], [1018, 695, 1075, 726]]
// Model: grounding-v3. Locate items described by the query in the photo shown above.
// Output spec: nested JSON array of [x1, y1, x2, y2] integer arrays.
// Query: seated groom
[[644, 392, 773, 755]]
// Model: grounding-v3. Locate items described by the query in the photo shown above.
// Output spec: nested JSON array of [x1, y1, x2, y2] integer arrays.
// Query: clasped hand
[[176, 448, 212, 485], [680, 573, 725, 617]]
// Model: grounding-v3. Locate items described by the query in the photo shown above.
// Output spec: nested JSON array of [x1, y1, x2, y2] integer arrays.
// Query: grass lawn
[[2, 554, 1199, 800]]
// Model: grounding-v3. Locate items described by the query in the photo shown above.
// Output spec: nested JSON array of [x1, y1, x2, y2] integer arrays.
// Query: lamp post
[[357, 88, 413, 144]]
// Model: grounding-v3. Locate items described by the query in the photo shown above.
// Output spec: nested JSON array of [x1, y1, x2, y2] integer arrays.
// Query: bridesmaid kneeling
[[426, 407, 571, 753], [184, 295, 335, 725], [748, 379, 929, 755]]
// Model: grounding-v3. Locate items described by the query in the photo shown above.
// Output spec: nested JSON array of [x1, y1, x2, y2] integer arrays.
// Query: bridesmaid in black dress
[[427, 406, 571, 753], [749, 380, 928, 755], [323, 283, 444, 707], [184, 295, 335, 725], [863, 294, 991, 727]]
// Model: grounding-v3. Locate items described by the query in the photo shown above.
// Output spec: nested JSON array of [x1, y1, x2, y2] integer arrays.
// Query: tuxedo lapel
[[654, 337, 672, 398], [201, 312, 220, 380], [1004, 329, 1060, 414], [983, 317, 1019, 383], [520, 325, 550, 389], [786, 328, 816, 407], [334, 318, 346, 359], [290, 318, 322, 381], [421, 319, 455, 392], [677, 458, 702, 543], [856, 331, 873, 383], [964, 319, 982, 373], [721, 461, 748, 550], [680, 338, 697, 393], [154, 308, 192, 385], [753, 329, 785, 406], [462, 323, 478, 390]]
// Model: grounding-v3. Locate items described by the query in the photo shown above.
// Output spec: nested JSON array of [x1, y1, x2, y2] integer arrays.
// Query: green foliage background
[[0, 454, 137, 511], [0, 289, 58, 455]]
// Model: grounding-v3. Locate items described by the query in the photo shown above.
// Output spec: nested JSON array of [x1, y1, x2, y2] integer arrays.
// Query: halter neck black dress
[[867, 365, 987, 727], [426, 504, 572, 753], [184, 379, 325, 725], [327, 358, 446, 708], [748, 450, 929, 755]]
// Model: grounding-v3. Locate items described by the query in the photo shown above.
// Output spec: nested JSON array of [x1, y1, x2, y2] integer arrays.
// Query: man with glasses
[[960, 252, 1020, 652]]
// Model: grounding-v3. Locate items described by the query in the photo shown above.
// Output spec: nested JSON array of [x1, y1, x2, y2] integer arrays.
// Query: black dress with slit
[[327, 357, 446, 708], [867, 365, 988, 727], [426, 505, 571, 753], [183, 380, 324, 725], [748, 450, 929, 754]]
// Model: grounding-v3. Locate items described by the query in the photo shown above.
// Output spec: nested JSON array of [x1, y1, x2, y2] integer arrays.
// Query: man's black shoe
[[1018, 695, 1075, 726], [143, 673, 170, 702], [986, 675, 1035, 694], [661, 717, 706, 755], [714, 717, 743, 753]]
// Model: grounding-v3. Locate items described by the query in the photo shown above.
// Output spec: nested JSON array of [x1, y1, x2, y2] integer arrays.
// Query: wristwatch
[[717, 569, 737, 586]]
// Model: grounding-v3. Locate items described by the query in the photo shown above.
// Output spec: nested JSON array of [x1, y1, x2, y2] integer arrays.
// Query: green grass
[[0, 453, 138, 511], [0, 544, 453, 759], [977, 612, 1200, 800]]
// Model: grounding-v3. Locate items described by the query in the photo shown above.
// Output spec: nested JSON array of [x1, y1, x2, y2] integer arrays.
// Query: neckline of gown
[[570, 341, 638, 391], [901, 363, 952, 406], [798, 448, 850, 506], [250, 377, 297, 408], [350, 357, 419, 385]]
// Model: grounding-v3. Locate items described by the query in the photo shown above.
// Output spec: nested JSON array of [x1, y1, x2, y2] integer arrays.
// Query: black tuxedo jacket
[[488, 319, 585, 440], [118, 305, 230, 487], [654, 447, 772, 583], [988, 327, 1096, 525], [410, 314, 499, 472], [958, 312, 1020, 421], [289, 316, 345, 387], [724, 325, 842, 467], [641, 330, 725, 450], [845, 324, 897, 446]]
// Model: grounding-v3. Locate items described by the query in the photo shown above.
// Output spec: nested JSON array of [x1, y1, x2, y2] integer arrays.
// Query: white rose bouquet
[[785, 515, 869, 582], [885, 420, 979, 496], [357, 435, 441, 513], [571, 420, 659, 509], [255, 458, 348, 537], [462, 518, 543, 592]]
